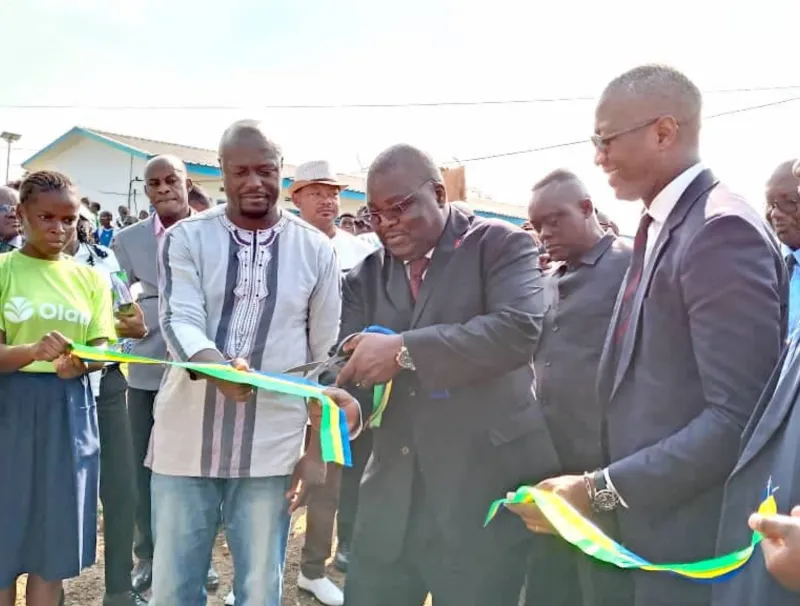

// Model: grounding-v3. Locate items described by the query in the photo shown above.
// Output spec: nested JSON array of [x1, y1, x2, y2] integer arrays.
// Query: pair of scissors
[[282, 325, 396, 382]]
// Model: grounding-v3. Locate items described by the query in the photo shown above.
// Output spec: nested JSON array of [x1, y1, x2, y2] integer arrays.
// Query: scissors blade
[[283, 361, 324, 375]]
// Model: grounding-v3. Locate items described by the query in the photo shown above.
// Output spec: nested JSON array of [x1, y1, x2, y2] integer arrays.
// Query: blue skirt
[[0, 372, 99, 587]]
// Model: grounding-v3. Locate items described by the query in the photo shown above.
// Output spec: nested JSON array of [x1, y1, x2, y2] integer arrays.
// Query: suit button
[[401, 446, 410, 456], [409, 389, 416, 397], [544, 361, 552, 367], [552, 324, 559, 332]]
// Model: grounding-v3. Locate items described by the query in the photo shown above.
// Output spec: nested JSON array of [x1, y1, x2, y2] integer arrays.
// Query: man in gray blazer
[[111, 155, 209, 593], [712, 158, 800, 606], [513, 64, 785, 606], [520, 168, 633, 606]]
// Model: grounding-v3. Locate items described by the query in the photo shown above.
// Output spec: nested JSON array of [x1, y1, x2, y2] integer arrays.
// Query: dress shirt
[[645, 163, 705, 263], [781, 244, 800, 338], [403, 249, 434, 280]]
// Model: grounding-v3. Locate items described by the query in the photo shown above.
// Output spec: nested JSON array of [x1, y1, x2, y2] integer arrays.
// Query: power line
[[2, 85, 800, 111], [443, 95, 800, 165]]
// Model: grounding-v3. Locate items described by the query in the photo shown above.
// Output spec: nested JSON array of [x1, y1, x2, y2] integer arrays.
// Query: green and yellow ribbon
[[486, 480, 778, 582], [70, 343, 352, 467]]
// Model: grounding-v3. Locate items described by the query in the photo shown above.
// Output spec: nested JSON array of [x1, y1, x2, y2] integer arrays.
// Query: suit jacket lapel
[[733, 347, 800, 476], [383, 250, 415, 319], [610, 169, 719, 400], [597, 274, 627, 404], [410, 207, 471, 328]]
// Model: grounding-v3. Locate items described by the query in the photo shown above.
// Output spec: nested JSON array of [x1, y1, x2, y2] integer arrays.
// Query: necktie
[[614, 212, 654, 344], [408, 257, 430, 301], [786, 253, 797, 276]]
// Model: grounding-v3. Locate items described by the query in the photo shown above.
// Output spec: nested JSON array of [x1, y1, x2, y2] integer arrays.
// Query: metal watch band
[[591, 469, 621, 513]]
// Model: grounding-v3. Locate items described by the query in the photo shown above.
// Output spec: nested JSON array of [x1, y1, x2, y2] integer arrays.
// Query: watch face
[[594, 490, 619, 512]]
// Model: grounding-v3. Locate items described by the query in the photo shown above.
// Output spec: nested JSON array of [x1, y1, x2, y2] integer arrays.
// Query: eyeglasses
[[364, 178, 435, 226], [0, 204, 15, 215], [591, 117, 662, 152], [767, 198, 800, 215]]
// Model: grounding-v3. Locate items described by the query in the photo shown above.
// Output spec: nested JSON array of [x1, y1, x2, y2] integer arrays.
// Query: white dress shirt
[[644, 163, 705, 263]]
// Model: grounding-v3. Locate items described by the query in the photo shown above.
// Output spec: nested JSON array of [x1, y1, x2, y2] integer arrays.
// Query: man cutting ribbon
[[333, 143, 561, 606]]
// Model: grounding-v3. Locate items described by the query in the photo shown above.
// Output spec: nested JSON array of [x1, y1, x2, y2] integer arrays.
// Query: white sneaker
[[297, 572, 344, 606], [224, 590, 235, 606]]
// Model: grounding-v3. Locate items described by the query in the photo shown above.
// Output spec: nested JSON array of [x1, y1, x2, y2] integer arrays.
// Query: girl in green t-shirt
[[0, 171, 115, 606]]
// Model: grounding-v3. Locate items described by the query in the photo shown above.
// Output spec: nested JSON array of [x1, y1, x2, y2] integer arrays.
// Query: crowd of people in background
[[3, 62, 800, 606]]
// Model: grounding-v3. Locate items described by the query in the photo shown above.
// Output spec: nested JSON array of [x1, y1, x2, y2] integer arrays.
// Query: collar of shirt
[[403, 249, 434, 266], [552, 233, 616, 276], [781, 243, 800, 267], [647, 162, 705, 226], [154, 207, 194, 240]]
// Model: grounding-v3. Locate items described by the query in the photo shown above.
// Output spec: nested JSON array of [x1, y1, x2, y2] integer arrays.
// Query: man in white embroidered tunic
[[147, 120, 349, 606]]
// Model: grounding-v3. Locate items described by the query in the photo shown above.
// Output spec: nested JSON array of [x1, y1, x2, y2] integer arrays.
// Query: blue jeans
[[149, 473, 291, 606]]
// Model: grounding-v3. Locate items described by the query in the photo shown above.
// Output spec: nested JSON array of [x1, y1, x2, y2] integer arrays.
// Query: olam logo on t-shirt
[[3, 296, 90, 326]]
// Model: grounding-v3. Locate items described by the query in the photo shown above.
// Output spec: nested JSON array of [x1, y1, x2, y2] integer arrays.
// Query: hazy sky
[[1, 0, 798, 233]]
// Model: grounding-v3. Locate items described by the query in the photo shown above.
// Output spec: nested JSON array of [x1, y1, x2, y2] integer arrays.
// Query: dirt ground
[[13, 509, 387, 606]]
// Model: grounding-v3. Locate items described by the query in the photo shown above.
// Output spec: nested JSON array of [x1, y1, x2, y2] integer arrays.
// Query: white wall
[[26, 137, 150, 215]]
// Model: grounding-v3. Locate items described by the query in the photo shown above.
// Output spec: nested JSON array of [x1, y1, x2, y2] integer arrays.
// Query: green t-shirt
[[0, 250, 116, 373]]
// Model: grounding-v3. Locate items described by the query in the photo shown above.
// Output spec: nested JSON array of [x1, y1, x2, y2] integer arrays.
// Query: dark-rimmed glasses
[[591, 117, 662, 151], [364, 178, 435, 226]]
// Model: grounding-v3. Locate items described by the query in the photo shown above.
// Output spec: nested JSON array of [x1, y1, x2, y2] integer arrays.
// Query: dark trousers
[[128, 387, 157, 561], [300, 464, 341, 579], [97, 366, 137, 594], [525, 535, 582, 606], [344, 464, 527, 606], [337, 430, 372, 546]]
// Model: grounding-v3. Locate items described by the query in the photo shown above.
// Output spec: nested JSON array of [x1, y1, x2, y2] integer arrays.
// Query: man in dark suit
[[510, 64, 785, 606], [712, 158, 800, 606], [334, 144, 561, 606], [521, 168, 633, 606]]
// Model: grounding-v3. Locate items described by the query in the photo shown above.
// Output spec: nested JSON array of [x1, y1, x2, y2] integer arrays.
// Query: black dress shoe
[[206, 565, 220, 591], [131, 559, 153, 593], [334, 542, 350, 573], [102, 591, 149, 606]]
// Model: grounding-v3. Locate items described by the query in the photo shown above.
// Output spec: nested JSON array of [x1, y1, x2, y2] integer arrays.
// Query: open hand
[[29, 331, 71, 362], [750, 505, 800, 592], [285, 452, 327, 513], [54, 353, 88, 379]]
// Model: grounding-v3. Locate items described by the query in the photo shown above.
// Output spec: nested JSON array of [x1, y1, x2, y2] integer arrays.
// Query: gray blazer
[[111, 216, 166, 391], [596, 169, 787, 606]]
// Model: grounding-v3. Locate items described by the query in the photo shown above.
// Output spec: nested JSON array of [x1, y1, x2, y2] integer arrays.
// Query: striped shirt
[[147, 206, 342, 478]]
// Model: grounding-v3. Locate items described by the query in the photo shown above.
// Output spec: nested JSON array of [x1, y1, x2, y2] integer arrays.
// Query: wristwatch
[[585, 469, 621, 513], [395, 345, 416, 371]]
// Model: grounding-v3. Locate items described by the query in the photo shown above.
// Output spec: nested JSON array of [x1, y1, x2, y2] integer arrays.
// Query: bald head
[[367, 144, 442, 189], [218, 120, 282, 161], [144, 154, 186, 179], [600, 64, 702, 130], [531, 168, 590, 208], [767, 159, 798, 188], [0, 186, 19, 207]]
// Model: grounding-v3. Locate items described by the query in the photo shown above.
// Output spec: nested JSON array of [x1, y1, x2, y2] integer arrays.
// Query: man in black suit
[[510, 64, 785, 606], [334, 144, 561, 606], [522, 168, 633, 606]]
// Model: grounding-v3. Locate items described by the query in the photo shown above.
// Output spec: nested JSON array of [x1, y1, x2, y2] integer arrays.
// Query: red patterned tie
[[408, 257, 430, 301], [614, 213, 653, 344]]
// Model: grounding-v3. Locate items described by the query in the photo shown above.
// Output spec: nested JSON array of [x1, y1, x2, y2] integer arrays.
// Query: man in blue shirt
[[766, 159, 800, 336]]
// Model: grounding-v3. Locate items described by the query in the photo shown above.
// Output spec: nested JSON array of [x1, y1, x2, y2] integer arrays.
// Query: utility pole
[[1, 132, 21, 184]]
